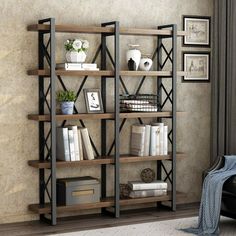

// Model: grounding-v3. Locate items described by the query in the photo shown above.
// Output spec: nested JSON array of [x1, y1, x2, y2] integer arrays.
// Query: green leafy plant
[[56, 90, 76, 102]]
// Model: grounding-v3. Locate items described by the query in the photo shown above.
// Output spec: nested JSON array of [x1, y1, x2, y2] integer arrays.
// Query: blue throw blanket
[[182, 155, 236, 235]]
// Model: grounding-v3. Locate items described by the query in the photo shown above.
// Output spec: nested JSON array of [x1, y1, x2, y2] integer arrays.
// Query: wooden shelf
[[28, 153, 186, 169], [27, 24, 187, 37], [27, 69, 114, 77], [28, 112, 185, 121], [27, 69, 186, 77], [28, 191, 186, 214]]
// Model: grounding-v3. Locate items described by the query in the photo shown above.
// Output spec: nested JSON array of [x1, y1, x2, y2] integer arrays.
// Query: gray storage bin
[[57, 176, 100, 206]]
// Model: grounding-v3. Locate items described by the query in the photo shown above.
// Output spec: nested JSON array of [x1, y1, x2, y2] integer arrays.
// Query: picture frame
[[182, 52, 210, 82], [83, 89, 104, 113], [183, 15, 211, 47]]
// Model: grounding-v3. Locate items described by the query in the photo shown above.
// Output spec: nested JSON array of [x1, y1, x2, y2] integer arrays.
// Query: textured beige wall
[[0, 0, 213, 223]]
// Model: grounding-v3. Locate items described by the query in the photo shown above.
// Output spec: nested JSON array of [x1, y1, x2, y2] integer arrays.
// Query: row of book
[[128, 180, 167, 198], [130, 123, 168, 157], [56, 63, 99, 71], [57, 126, 95, 161]]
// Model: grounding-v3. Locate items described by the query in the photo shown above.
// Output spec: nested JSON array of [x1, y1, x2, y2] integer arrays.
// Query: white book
[[156, 126, 161, 155], [150, 126, 158, 156], [56, 127, 70, 161], [72, 126, 80, 161], [152, 123, 164, 155], [159, 125, 164, 155], [68, 129, 76, 161], [77, 129, 84, 160], [128, 180, 168, 191], [144, 125, 151, 156], [129, 189, 167, 198], [56, 63, 82, 70], [163, 126, 168, 155], [82, 63, 97, 69], [130, 124, 146, 156], [56, 63, 98, 71], [79, 127, 95, 160]]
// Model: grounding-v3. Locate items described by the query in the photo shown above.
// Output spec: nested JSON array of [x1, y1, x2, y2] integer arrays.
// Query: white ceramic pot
[[66, 51, 86, 63], [139, 57, 153, 71], [126, 45, 141, 71], [61, 101, 74, 115]]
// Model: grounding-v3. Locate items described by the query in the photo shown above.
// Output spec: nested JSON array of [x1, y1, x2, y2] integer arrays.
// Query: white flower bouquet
[[64, 39, 89, 52]]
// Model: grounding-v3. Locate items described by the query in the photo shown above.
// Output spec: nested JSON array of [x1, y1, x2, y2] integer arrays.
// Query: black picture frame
[[183, 15, 211, 47], [182, 51, 210, 83], [83, 89, 104, 113]]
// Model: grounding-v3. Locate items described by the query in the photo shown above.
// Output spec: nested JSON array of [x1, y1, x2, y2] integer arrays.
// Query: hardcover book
[[144, 125, 151, 156], [130, 124, 146, 156], [72, 126, 80, 161], [128, 180, 168, 191], [56, 63, 98, 71], [56, 127, 70, 161], [79, 127, 95, 160], [68, 129, 76, 161], [129, 189, 167, 198]]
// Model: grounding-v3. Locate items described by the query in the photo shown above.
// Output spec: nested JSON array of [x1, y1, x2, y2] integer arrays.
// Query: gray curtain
[[211, 0, 236, 162]]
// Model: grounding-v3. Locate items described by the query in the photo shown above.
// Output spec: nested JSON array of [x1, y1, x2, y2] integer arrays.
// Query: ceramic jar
[[61, 101, 74, 115], [126, 44, 141, 71], [139, 54, 153, 71], [66, 51, 86, 63]]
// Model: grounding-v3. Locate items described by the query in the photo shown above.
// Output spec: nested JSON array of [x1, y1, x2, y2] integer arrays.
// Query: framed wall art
[[182, 52, 210, 82], [84, 89, 104, 113], [183, 15, 211, 47]]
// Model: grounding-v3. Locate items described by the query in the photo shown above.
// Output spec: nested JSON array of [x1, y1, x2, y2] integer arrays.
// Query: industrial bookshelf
[[27, 18, 187, 225]]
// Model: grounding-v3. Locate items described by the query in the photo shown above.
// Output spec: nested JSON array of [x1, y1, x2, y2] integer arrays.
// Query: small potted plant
[[64, 39, 89, 63], [56, 90, 76, 115]]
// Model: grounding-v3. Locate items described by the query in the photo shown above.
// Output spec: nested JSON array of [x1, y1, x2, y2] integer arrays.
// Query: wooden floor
[[0, 203, 199, 236]]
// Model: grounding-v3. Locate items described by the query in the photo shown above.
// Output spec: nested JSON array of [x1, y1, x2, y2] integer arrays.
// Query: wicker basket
[[120, 94, 160, 112]]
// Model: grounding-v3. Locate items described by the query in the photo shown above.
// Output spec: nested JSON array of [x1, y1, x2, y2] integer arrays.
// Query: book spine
[[150, 126, 157, 156], [130, 125, 146, 156], [144, 125, 151, 156], [80, 128, 95, 160], [129, 182, 167, 191], [129, 189, 167, 198], [68, 129, 76, 161], [63, 128, 70, 161], [156, 126, 161, 155], [77, 129, 83, 160], [163, 126, 168, 155], [72, 126, 80, 161], [159, 125, 164, 155], [56, 127, 70, 161]]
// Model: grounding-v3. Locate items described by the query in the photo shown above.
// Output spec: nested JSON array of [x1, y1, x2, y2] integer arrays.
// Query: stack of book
[[128, 180, 168, 198], [56, 63, 99, 71], [56, 126, 94, 161], [130, 123, 168, 156]]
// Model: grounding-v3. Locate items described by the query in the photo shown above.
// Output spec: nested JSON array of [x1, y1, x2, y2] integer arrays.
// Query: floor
[[0, 204, 198, 236]]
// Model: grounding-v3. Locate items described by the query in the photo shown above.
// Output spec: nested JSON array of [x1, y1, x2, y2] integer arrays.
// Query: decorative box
[[56, 176, 100, 206]]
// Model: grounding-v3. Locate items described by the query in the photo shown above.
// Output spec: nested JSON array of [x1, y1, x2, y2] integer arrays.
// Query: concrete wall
[[0, 0, 213, 223]]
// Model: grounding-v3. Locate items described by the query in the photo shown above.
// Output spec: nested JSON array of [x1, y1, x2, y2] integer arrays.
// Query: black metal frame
[[36, 18, 177, 225], [157, 24, 177, 211]]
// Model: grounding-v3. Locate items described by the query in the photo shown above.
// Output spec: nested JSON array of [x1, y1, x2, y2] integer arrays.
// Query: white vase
[[139, 57, 153, 71], [66, 51, 86, 63], [126, 45, 141, 71]]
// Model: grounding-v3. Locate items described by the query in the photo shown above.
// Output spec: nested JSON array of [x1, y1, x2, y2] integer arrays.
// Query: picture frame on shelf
[[84, 89, 104, 113], [183, 15, 211, 47], [182, 52, 210, 82]]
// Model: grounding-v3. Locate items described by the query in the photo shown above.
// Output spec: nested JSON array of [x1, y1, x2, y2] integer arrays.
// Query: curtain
[[211, 0, 236, 162]]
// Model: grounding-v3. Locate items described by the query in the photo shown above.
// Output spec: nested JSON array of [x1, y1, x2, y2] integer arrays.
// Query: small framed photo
[[182, 52, 210, 82], [84, 89, 104, 113], [183, 15, 211, 47]]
